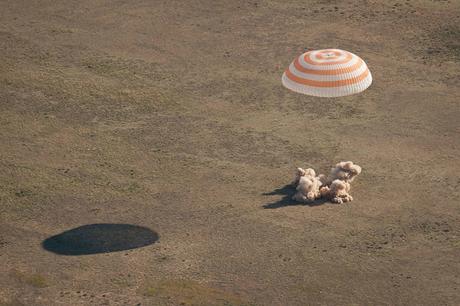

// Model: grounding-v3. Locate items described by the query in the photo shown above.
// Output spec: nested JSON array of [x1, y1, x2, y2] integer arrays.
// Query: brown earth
[[1, 0, 459, 305]]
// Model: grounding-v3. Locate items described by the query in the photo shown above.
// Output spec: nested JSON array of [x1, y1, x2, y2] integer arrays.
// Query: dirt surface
[[1, 0, 459, 305]]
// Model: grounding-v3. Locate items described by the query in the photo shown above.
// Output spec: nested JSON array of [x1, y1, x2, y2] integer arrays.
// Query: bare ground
[[0, 0, 459, 305]]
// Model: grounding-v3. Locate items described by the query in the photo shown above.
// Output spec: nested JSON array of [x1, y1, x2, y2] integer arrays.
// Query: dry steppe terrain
[[1, 0, 459, 305]]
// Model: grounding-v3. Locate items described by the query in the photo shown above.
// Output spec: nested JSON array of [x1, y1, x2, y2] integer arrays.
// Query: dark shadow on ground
[[263, 184, 329, 209], [42, 223, 159, 255]]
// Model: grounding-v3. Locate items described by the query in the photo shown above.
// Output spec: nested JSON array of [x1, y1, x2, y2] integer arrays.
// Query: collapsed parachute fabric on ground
[[282, 49, 372, 97]]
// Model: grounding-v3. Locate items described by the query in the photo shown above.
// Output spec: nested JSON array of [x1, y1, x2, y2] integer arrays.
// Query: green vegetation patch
[[12, 270, 49, 288], [142, 279, 253, 306]]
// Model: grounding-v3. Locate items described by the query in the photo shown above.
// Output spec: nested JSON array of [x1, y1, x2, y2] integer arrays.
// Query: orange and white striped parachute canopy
[[282, 49, 372, 97]]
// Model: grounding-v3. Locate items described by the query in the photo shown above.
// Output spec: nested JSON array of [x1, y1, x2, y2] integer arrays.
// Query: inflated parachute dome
[[282, 49, 372, 97]]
